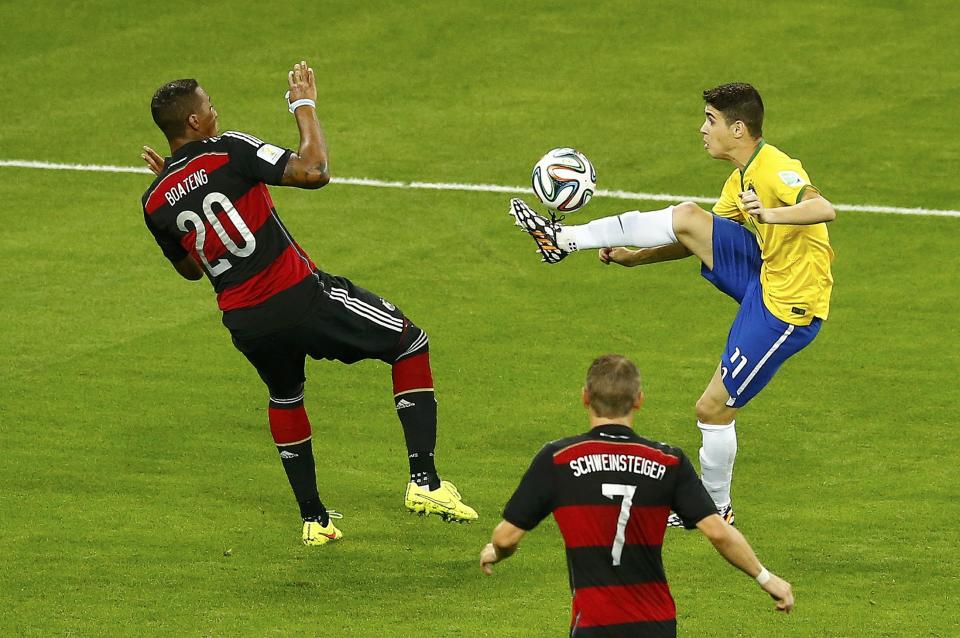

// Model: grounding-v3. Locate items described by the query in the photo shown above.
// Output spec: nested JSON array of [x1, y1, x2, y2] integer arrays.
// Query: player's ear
[[186, 113, 200, 132], [731, 120, 745, 139], [581, 387, 590, 408], [633, 391, 644, 411]]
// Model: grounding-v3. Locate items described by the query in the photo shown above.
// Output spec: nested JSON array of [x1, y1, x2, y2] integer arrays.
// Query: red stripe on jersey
[[554, 504, 670, 548], [179, 183, 275, 261], [217, 245, 313, 311], [573, 582, 676, 627], [259, 185, 318, 269], [145, 153, 230, 214], [552, 440, 681, 467]]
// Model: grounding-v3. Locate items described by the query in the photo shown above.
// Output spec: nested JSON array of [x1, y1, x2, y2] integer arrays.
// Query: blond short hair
[[585, 354, 642, 418]]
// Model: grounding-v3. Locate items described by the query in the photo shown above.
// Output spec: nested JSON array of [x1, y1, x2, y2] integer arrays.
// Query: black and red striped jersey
[[141, 131, 318, 326], [503, 424, 716, 638]]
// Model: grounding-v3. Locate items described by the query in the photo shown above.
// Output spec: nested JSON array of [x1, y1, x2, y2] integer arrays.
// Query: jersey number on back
[[176, 191, 256, 276], [602, 483, 637, 566]]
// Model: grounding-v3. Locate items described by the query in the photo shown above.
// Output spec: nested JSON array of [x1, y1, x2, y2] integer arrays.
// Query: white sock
[[698, 420, 737, 508], [555, 207, 677, 251]]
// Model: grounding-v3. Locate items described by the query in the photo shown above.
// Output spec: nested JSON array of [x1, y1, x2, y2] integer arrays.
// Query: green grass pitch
[[1, 2, 959, 636]]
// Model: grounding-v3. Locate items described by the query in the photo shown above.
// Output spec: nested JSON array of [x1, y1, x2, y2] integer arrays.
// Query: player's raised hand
[[480, 543, 499, 575], [287, 59, 317, 104], [760, 572, 795, 613], [140, 145, 165, 176]]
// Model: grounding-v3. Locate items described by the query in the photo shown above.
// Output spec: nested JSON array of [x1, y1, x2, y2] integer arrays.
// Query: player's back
[[141, 131, 317, 315], [547, 424, 704, 637]]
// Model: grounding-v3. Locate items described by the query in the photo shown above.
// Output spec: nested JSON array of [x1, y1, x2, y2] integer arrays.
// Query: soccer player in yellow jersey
[[508, 83, 835, 525]]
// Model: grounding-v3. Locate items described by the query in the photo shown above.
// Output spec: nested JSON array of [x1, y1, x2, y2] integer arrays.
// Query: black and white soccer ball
[[531, 147, 597, 213]]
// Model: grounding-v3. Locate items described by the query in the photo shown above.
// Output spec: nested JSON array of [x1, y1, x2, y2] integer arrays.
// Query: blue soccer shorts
[[700, 216, 821, 407]]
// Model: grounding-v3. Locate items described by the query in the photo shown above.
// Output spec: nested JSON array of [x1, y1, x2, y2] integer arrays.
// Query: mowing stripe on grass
[[1, 158, 957, 218]]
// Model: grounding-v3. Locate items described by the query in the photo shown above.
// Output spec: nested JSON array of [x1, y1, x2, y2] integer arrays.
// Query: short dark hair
[[585, 354, 642, 418], [151, 79, 200, 139], [703, 83, 764, 138]]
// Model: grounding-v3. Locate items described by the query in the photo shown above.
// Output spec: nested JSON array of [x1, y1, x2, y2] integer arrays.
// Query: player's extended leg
[[391, 323, 478, 523], [509, 198, 716, 268]]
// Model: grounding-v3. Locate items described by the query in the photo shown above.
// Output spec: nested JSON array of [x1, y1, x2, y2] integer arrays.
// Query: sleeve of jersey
[[768, 157, 817, 205], [221, 131, 293, 185], [502, 445, 556, 531], [671, 452, 719, 530], [143, 211, 188, 262], [712, 174, 745, 221]]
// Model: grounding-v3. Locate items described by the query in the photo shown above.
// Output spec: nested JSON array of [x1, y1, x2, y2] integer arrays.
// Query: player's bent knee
[[695, 396, 735, 425], [672, 201, 710, 235]]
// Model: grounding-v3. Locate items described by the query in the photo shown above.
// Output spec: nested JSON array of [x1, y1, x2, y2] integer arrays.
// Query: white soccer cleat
[[508, 198, 570, 264]]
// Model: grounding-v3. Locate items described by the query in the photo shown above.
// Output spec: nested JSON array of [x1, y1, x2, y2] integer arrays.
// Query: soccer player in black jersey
[[139, 60, 477, 546], [480, 355, 792, 636]]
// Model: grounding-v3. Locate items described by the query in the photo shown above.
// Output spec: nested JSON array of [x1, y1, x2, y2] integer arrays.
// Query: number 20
[[176, 191, 256, 276], [602, 483, 637, 566]]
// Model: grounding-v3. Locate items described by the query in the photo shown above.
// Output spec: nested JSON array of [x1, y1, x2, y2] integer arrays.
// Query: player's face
[[192, 87, 219, 137], [699, 105, 735, 159]]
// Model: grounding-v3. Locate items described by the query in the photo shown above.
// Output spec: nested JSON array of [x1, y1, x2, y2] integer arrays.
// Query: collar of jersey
[[591, 423, 635, 435], [169, 138, 208, 163], [739, 139, 766, 191], [740, 139, 766, 175]]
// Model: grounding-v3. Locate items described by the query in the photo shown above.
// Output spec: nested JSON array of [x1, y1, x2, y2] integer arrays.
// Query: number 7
[[602, 483, 637, 566]]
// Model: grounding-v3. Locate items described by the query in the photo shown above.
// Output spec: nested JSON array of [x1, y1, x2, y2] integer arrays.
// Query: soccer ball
[[531, 147, 597, 213]]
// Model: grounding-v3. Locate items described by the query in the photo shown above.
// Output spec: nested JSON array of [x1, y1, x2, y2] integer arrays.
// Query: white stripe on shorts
[[397, 330, 428, 360], [328, 287, 403, 328], [726, 324, 795, 406], [328, 287, 403, 332]]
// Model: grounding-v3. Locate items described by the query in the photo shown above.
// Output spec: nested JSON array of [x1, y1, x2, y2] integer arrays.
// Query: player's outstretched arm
[[599, 243, 692, 267], [480, 520, 526, 575], [697, 514, 795, 613], [280, 60, 331, 190]]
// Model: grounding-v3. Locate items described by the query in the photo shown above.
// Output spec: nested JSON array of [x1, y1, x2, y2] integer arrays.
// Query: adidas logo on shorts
[[395, 399, 416, 410], [279, 450, 299, 459]]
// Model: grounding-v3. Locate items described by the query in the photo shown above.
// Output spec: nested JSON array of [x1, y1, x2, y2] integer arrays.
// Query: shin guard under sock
[[698, 420, 737, 508], [556, 207, 677, 251]]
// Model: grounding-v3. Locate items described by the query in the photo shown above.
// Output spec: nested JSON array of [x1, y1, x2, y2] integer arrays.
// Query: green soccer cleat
[[302, 516, 343, 546], [405, 480, 479, 523]]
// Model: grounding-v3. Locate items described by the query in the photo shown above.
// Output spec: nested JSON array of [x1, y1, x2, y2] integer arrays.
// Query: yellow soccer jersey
[[713, 141, 834, 325]]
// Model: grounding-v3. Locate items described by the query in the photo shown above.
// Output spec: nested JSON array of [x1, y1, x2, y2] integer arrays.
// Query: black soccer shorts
[[230, 271, 413, 399]]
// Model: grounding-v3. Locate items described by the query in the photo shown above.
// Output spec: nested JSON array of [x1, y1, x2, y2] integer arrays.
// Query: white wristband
[[755, 567, 771, 586], [284, 91, 316, 114], [288, 98, 316, 114]]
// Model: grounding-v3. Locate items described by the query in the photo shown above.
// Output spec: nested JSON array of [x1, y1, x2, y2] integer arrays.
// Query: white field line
[[1, 158, 957, 218]]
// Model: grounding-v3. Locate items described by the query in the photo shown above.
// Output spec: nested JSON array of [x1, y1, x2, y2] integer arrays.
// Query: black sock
[[395, 390, 440, 490], [276, 439, 328, 524]]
